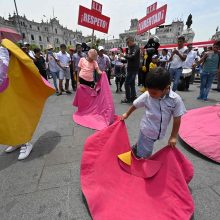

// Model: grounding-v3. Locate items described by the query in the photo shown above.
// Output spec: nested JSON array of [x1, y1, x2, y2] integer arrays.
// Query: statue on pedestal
[[186, 14, 192, 29], [182, 14, 195, 43]]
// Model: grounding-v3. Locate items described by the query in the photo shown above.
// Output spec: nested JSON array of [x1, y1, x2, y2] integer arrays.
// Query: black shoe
[[116, 89, 119, 93], [65, 90, 72, 94], [120, 88, 123, 92], [131, 144, 141, 159], [212, 88, 220, 92], [57, 92, 62, 96], [121, 99, 131, 104]]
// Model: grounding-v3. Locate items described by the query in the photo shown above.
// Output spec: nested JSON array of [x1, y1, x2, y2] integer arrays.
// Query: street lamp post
[[13, 0, 24, 44]]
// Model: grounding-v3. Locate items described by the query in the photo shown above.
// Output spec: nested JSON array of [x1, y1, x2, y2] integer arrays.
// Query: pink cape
[[179, 105, 220, 163], [81, 118, 194, 220], [73, 73, 115, 130]]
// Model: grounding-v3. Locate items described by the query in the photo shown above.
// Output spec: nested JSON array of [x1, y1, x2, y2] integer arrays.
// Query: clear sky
[[1, 0, 219, 41]]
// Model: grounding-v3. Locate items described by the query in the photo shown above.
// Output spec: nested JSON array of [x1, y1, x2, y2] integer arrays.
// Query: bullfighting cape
[[0, 39, 55, 146], [73, 73, 115, 130], [179, 105, 220, 163], [81, 118, 194, 220]]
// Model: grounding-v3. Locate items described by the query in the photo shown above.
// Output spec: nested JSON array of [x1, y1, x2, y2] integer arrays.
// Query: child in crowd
[[114, 57, 126, 93], [149, 54, 158, 71], [77, 49, 102, 88], [121, 67, 186, 158]]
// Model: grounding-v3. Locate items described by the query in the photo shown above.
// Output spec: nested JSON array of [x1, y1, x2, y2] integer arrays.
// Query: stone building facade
[[104, 19, 195, 49], [156, 20, 195, 44], [119, 19, 150, 48], [0, 13, 84, 50], [212, 30, 220, 41]]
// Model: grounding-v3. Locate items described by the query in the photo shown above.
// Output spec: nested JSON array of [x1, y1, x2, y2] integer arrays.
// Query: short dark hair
[[146, 67, 171, 90], [60, 44, 66, 49], [126, 36, 134, 42], [162, 49, 168, 53], [33, 48, 41, 53], [177, 35, 185, 42]]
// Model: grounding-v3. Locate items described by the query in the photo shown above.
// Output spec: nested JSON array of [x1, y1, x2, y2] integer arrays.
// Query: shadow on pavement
[[0, 131, 61, 170], [178, 137, 219, 165]]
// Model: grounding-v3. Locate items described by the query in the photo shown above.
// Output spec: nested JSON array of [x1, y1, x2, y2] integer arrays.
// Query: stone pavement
[[0, 81, 220, 220]]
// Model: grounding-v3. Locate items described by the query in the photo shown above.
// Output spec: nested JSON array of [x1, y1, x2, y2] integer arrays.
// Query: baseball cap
[[98, 46, 104, 51]]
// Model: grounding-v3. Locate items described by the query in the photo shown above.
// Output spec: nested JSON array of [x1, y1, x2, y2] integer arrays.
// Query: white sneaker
[[18, 143, 33, 160], [5, 145, 21, 153]]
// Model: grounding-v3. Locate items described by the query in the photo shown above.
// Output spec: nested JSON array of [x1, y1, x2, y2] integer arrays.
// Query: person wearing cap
[[73, 44, 86, 90], [169, 36, 187, 92], [149, 55, 158, 71], [56, 44, 72, 95], [24, 42, 35, 60], [77, 49, 102, 88], [97, 46, 111, 84], [46, 44, 60, 93]]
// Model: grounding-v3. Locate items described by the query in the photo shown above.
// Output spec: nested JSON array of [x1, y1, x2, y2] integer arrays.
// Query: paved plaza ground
[[0, 81, 220, 220]]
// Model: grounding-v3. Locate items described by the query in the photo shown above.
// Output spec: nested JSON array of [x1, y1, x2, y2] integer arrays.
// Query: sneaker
[[57, 92, 62, 96], [5, 145, 21, 153], [197, 96, 202, 100], [121, 99, 131, 104], [203, 98, 208, 102], [65, 90, 72, 94], [18, 143, 33, 160]]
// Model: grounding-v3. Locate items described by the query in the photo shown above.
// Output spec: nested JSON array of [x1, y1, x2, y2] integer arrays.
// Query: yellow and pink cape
[[0, 39, 55, 146]]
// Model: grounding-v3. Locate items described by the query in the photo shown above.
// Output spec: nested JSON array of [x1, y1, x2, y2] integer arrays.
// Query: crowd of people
[[19, 36, 220, 104], [3, 35, 219, 160]]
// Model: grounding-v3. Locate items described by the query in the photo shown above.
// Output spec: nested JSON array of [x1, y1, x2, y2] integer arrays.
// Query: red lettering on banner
[[78, 5, 110, 33], [91, 0, 102, 13], [138, 4, 167, 35], [147, 2, 157, 15]]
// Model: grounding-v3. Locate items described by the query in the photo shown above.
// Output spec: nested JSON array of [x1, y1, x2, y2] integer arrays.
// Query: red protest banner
[[91, 0, 102, 13], [78, 5, 110, 34], [138, 4, 167, 35], [147, 2, 157, 15]]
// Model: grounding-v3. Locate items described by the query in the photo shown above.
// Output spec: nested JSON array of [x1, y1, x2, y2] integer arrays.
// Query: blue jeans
[[137, 131, 156, 158], [199, 71, 216, 100], [125, 71, 137, 100], [169, 68, 182, 92], [50, 71, 59, 90]]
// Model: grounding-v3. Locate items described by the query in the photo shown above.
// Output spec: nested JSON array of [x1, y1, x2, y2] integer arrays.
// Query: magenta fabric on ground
[[179, 105, 220, 163], [73, 73, 115, 130], [81, 118, 194, 220]]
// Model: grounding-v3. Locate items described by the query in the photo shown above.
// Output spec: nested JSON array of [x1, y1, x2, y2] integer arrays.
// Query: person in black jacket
[[33, 48, 47, 80], [121, 36, 140, 103]]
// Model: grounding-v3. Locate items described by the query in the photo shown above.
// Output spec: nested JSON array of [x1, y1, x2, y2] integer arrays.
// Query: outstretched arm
[[168, 116, 181, 147], [121, 105, 137, 120]]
